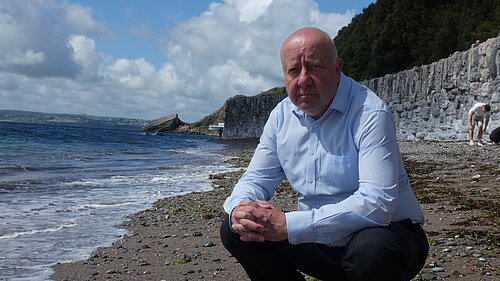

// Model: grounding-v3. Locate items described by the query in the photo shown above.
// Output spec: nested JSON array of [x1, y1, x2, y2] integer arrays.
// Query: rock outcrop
[[142, 113, 185, 132], [174, 103, 226, 135]]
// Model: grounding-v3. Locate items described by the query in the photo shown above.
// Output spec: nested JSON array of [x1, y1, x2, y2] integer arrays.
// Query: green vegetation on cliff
[[335, 0, 500, 81]]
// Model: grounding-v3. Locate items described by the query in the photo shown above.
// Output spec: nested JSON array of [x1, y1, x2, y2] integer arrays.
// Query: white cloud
[[59, 1, 111, 36], [0, 0, 356, 122], [0, 49, 46, 66], [0, 0, 81, 77], [226, 0, 273, 23], [103, 58, 156, 89], [68, 35, 101, 79]]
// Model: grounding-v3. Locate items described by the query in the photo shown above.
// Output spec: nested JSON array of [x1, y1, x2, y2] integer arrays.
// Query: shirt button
[[309, 179, 313, 183]]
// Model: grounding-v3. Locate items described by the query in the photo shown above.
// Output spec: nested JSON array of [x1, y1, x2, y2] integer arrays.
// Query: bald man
[[220, 27, 428, 281]]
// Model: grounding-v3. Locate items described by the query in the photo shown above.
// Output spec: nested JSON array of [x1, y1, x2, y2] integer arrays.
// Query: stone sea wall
[[224, 34, 499, 140], [223, 91, 287, 139]]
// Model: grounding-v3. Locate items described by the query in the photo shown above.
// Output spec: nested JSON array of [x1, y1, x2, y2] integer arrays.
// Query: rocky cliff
[[223, 34, 499, 140], [223, 88, 287, 139]]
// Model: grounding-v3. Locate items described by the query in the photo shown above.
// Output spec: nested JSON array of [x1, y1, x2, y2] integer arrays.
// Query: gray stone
[[142, 113, 185, 132]]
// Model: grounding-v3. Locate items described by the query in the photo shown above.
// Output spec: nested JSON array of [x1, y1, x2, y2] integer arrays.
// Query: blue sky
[[0, 0, 375, 122]]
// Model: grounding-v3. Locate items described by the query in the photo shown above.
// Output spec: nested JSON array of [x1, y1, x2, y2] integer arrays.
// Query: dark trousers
[[220, 216, 428, 281]]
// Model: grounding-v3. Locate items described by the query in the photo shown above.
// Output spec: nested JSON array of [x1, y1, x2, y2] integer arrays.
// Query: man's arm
[[484, 115, 490, 131], [223, 108, 286, 241]]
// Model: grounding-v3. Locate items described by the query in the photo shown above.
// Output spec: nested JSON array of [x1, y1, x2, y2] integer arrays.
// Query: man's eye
[[288, 67, 300, 74]]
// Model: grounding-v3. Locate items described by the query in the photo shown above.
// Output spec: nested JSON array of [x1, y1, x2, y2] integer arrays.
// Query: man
[[220, 27, 428, 281], [468, 102, 491, 146]]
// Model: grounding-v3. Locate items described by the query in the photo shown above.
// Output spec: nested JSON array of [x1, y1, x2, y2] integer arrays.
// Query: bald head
[[280, 27, 338, 65]]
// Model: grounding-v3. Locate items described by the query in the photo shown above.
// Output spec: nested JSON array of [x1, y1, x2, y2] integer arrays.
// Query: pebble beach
[[51, 139, 499, 281]]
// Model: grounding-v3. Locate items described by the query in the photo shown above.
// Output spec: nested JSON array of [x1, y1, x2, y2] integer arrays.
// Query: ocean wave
[[76, 202, 135, 210], [53, 202, 136, 213], [122, 151, 148, 155], [0, 221, 77, 239], [0, 183, 22, 190], [0, 165, 33, 171], [155, 166, 183, 170]]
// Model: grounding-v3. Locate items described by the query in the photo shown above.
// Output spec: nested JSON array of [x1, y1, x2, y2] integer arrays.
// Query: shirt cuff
[[285, 211, 315, 244]]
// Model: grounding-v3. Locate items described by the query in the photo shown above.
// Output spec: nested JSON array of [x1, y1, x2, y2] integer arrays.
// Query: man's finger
[[232, 203, 269, 223], [255, 200, 273, 208], [240, 231, 265, 242]]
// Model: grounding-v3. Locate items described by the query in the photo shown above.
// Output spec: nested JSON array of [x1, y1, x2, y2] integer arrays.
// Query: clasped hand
[[231, 200, 287, 242]]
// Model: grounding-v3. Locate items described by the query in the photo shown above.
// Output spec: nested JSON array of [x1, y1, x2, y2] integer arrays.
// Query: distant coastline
[[0, 109, 147, 131]]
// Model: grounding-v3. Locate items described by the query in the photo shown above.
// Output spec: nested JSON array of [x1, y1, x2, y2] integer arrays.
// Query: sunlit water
[[0, 122, 233, 281]]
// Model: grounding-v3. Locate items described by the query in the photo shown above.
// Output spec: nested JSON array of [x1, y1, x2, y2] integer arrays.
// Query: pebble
[[192, 231, 203, 237], [471, 174, 481, 179], [432, 267, 445, 272], [202, 241, 215, 247]]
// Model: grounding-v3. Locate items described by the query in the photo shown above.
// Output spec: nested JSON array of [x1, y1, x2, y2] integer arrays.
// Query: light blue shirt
[[223, 73, 424, 246]]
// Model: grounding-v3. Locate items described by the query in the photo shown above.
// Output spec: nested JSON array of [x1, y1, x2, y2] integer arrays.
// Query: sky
[[0, 0, 376, 122]]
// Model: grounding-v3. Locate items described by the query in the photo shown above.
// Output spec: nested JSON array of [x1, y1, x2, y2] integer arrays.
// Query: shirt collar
[[292, 72, 351, 119]]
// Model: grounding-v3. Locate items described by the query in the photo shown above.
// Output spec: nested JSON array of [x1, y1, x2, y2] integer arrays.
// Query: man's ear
[[335, 58, 344, 77]]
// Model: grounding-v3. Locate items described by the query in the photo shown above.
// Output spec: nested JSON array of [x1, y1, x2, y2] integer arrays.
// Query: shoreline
[[51, 140, 498, 281]]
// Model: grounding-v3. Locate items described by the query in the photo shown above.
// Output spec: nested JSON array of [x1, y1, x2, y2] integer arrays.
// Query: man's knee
[[344, 227, 404, 281]]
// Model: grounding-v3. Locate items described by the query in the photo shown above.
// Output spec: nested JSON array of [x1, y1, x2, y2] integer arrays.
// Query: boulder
[[142, 113, 185, 132]]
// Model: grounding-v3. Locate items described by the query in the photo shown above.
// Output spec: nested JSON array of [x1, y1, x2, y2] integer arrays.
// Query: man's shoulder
[[348, 79, 389, 113], [273, 96, 294, 113], [469, 102, 483, 112]]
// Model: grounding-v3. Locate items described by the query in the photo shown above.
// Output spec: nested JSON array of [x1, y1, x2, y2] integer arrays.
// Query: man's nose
[[297, 69, 312, 87]]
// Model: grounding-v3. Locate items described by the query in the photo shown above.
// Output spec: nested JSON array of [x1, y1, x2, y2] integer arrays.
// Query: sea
[[0, 121, 235, 281]]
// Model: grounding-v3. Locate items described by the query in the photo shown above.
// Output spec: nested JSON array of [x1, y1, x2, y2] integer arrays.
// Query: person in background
[[220, 27, 428, 281], [468, 102, 491, 146]]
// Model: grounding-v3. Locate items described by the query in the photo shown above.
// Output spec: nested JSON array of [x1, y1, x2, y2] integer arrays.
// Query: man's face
[[280, 34, 342, 119]]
